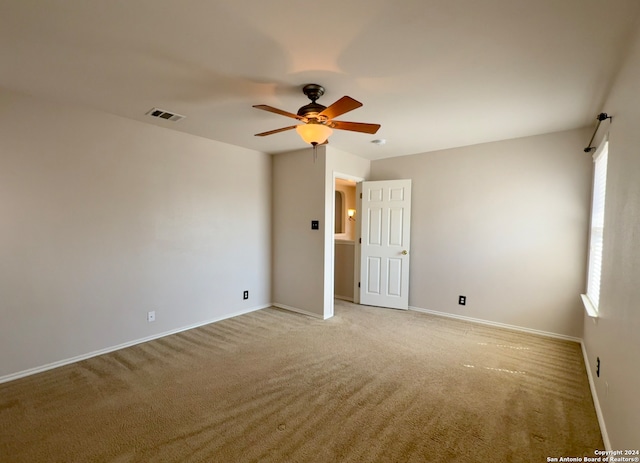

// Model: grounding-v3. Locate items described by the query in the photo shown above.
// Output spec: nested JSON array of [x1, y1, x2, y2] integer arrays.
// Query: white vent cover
[[146, 107, 186, 122]]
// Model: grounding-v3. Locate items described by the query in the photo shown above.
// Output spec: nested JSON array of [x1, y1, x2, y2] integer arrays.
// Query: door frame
[[330, 171, 365, 317]]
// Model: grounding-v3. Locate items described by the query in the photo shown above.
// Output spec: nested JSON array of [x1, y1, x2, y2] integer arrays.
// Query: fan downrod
[[302, 84, 325, 102], [298, 84, 327, 118]]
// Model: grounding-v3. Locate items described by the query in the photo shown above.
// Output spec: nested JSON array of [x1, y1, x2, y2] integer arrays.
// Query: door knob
[[401, 250, 408, 255]]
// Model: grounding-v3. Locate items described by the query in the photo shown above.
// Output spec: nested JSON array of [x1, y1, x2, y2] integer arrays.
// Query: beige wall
[[582, 22, 640, 449], [271, 148, 327, 317], [334, 242, 355, 301], [371, 128, 592, 338], [0, 89, 272, 379], [271, 146, 369, 318]]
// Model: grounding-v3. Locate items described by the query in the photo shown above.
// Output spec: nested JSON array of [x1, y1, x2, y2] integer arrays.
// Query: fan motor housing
[[297, 102, 327, 118]]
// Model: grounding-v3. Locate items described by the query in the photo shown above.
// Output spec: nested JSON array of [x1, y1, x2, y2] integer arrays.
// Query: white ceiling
[[1, 0, 638, 160]]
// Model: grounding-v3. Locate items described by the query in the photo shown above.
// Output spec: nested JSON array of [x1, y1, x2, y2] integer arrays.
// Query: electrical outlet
[[458, 295, 466, 305], [311, 220, 319, 230], [243, 290, 249, 300], [147, 311, 156, 322]]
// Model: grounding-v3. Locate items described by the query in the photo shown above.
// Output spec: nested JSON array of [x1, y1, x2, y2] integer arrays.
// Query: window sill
[[580, 294, 599, 318]]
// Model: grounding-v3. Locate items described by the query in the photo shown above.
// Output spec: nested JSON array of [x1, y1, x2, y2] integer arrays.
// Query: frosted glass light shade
[[296, 124, 333, 145]]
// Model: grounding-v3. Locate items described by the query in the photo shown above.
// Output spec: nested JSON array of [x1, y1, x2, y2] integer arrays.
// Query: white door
[[359, 179, 411, 310]]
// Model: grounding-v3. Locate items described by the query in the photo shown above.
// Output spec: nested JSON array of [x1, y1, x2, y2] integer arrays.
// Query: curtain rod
[[584, 113, 612, 153]]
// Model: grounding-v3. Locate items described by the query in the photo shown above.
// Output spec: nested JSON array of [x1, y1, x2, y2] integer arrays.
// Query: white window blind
[[584, 139, 608, 314]]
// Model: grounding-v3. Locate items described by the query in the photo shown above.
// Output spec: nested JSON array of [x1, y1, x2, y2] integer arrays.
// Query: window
[[581, 137, 608, 317]]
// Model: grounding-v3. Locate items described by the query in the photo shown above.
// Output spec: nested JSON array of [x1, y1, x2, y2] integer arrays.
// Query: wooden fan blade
[[318, 96, 362, 120], [253, 105, 305, 121], [331, 121, 381, 134], [255, 125, 297, 137]]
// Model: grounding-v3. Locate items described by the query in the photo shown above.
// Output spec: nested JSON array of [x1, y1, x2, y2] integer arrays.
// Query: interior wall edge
[[272, 303, 329, 320]]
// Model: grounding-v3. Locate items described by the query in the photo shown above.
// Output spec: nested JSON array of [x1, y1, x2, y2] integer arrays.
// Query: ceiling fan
[[253, 84, 381, 146]]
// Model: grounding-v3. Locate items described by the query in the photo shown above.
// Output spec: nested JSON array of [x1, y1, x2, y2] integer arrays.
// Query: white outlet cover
[[147, 311, 156, 322]]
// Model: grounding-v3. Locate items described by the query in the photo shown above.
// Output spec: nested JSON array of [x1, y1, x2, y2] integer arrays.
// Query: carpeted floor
[[0, 301, 603, 462]]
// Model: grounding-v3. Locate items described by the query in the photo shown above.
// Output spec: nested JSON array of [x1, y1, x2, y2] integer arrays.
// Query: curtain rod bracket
[[584, 113, 612, 153]]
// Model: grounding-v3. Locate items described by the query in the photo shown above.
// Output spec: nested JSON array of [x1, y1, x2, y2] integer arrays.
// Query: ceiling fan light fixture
[[296, 123, 333, 145], [253, 84, 379, 147]]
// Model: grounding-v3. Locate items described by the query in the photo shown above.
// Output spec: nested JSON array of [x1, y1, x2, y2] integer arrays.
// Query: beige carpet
[[0, 301, 603, 462]]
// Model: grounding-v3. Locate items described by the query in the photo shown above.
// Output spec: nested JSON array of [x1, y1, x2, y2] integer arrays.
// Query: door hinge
[[359, 238, 361, 244], [358, 282, 361, 288], [360, 193, 363, 199]]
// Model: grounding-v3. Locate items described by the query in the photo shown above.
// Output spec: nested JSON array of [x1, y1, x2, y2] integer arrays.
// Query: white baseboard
[[0, 304, 271, 384], [580, 342, 611, 450], [409, 306, 582, 343], [272, 303, 327, 320], [2, 301, 609, 451]]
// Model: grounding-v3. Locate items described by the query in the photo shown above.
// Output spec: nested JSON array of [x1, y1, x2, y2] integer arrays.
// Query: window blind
[[585, 139, 608, 312]]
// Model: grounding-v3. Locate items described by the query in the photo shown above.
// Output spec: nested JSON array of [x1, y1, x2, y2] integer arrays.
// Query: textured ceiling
[[1, 0, 638, 160]]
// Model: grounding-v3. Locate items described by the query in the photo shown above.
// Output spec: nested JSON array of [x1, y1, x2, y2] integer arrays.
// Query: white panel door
[[359, 179, 411, 309]]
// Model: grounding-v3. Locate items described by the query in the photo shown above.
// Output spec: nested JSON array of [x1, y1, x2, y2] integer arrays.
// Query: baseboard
[[334, 295, 354, 302], [0, 304, 271, 384], [409, 306, 582, 343], [581, 342, 611, 450], [272, 303, 327, 320]]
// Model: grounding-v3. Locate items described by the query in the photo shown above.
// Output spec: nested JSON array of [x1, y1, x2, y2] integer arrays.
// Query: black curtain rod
[[584, 113, 612, 152]]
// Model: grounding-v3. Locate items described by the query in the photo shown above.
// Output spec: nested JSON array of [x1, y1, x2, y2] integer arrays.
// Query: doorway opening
[[333, 176, 359, 303]]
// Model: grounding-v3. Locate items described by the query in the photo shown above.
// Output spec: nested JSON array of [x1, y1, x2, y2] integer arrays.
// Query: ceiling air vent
[[146, 107, 185, 122]]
